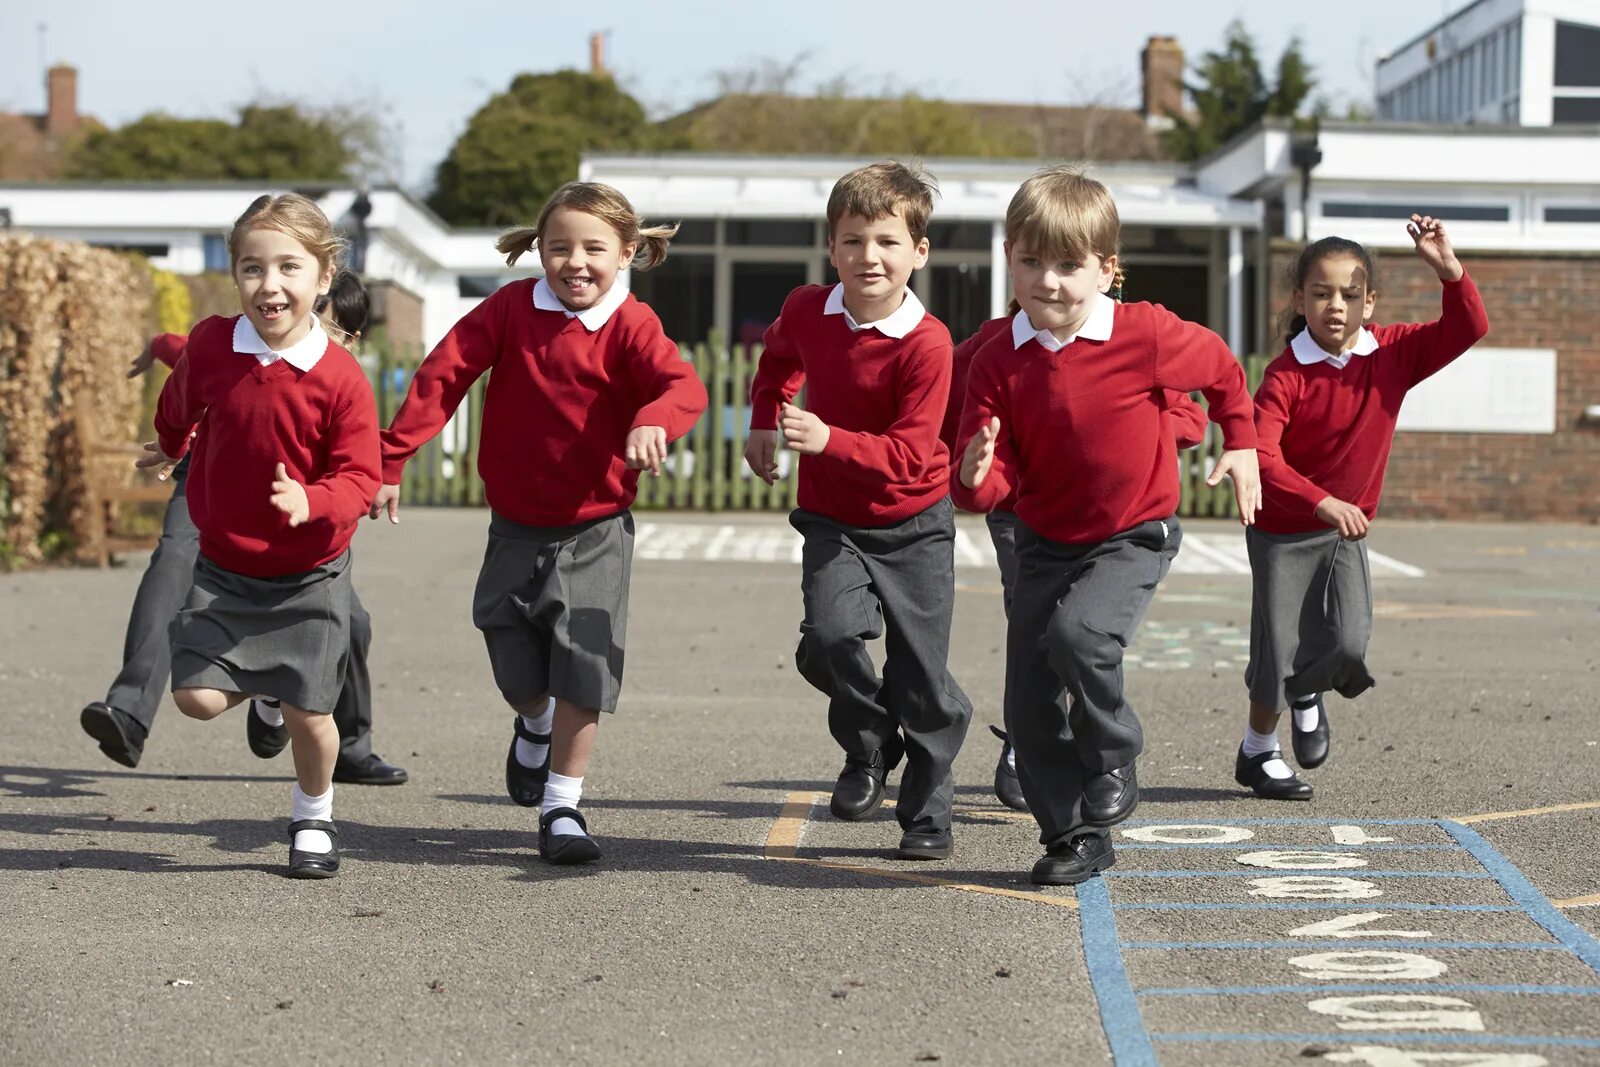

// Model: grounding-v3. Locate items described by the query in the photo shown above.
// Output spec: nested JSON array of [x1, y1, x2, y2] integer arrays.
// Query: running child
[[1236, 216, 1489, 799]]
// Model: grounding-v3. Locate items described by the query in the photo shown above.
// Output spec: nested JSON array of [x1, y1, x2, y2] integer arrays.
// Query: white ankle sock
[[1291, 696, 1321, 732], [253, 698, 284, 728], [1242, 727, 1292, 780], [515, 698, 555, 768], [291, 784, 334, 853], [542, 771, 586, 837]]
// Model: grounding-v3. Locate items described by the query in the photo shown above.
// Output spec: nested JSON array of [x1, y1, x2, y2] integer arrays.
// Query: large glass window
[[731, 262, 809, 348], [926, 222, 992, 251], [202, 233, 229, 272], [629, 253, 714, 343], [926, 263, 993, 344], [1555, 21, 1600, 86], [726, 219, 816, 247]]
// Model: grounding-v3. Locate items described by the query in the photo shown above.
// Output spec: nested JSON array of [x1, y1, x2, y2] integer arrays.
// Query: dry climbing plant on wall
[[0, 235, 152, 565]]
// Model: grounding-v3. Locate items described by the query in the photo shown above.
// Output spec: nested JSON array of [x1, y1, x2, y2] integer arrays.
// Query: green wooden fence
[[369, 331, 1267, 518]]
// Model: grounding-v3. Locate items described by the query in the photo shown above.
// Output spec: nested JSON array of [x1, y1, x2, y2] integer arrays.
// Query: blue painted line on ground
[[1150, 1031, 1600, 1049], [1442, 819, 1600, 978], [1114, 902, 1520, 912], [1137, 983, 1600, 997], [1105, 870, 1492, 879], [1123, 940, 1563, 950], [1075, 877, 1158, 1067], [1118, 842, 1459, 851], [1120, 825, 1446, 831]]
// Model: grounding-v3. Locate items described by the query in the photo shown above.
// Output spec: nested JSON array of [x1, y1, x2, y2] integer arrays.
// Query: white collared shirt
[[1011, 292, 1116, 352], [233, 315, 329, 372], [533, 276, 630, 332], [822, 283, 927, 338], [1290, 326, 1379, 370]]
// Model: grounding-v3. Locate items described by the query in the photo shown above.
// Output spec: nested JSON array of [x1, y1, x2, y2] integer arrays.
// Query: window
[[925, 263, 992, 344], [457, 274, 514, 298], [725, 219, 815, 247], [201, 234, 229, 271], [926, 222, 992, 250], [1322, 201, 1510, 222], [92, 242, 170, 257], [1553, 96, 1600, 123], [628, 253, 713, 342], [1545, 206, 1600, 223], [1555, 21, 1600, 86], [669, 219, 716, 245]]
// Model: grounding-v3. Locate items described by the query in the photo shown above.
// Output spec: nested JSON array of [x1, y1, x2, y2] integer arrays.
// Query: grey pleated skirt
[[472, 510, 634, 714], [170, 550, 356, 714], [1245, 526, 1376, 712]]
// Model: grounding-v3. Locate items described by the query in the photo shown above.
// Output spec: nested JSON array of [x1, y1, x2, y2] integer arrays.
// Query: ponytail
[[496, 226, 540, 268], [493, 182, 678, 271], [630, 223, 678, 273]]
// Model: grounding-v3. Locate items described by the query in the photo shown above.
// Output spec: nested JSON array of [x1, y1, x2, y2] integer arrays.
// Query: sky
[[1, 0, 1469, 191]]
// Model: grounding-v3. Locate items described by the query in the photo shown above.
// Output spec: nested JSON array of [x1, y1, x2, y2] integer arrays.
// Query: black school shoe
[[539, 807, 602, 865], [1031, 834, 1116, 886], [505, 715, 551, 807], [1234, 746, 1314, 800], [333, 753, 409, 786], [1290, 696, 1331, 769], [80, 702, 147, 769], [246, 699, 289, 759], [829, 733, 905, 822], [989, 725, 1028, 812], [895, 827, 953, 861], [286, 819, 340, 879], [1082, 763, 1139, 827]]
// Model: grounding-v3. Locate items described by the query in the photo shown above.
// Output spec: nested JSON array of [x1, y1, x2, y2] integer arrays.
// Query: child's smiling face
[[233, 226, 333, 350], [538, 207, 636, 312], [828, 210, 929, 310]]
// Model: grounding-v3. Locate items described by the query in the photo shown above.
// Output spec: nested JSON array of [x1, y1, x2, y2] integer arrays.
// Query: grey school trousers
[[1006, 515, 1181, 848], [102, 461, 376, 759], [790, 497, 973, 833]]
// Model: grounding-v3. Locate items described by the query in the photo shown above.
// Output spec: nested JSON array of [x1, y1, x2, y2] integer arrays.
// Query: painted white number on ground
[[1250, 876, 1382, 899], [1286, 912, 1432, 939], [1120, 824, 1255, 844], [1325, 1049, 1546, 1067], [1332, 825, 1396, 845], [1309, 994, 1485, 1032], [1238, 850, 1367, 870], [1288, 950, 1448, 981]]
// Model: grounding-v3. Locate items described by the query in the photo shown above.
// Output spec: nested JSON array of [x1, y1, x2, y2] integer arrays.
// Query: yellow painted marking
[[1455, 799, 1600, 824], [1477, 545, 1528, 556], [1373, 601, 1534, 620], [1554, 893, 1600, 909], [954, 805, 1036, 822], [763, 791, 1076, 910]]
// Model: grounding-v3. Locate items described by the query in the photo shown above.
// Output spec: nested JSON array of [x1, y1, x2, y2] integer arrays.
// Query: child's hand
[[1208, 448, 1262, 526], [745, 430, 780, 484], [779, 402, 830, 455], [1314, 495, 1370, 540], [127, 342, 157, 380], [369, 483, 400, 524], [135, 440, 179, 481], [625, 425, 668, 476], [1407, 215, 1462, 282], [960, 417, 1000, 489], [270, 462, 311, 527]]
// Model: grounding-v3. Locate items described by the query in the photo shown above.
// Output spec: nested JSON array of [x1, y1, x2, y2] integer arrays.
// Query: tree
[[65, 104, 357, 181], [1165, 22, 1316, 161], [427, 71, 659, 227]]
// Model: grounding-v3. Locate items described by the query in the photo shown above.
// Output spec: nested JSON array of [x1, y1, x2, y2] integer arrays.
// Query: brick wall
[[1267, 242, 1600, 522], [367, 280, 424, 353]]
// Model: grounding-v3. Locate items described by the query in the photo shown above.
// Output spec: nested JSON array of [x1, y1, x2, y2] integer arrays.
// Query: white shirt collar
[[1010, 292, 1116, 353], [1291, 326, 1379, 369], [533, 276, 630, 331], [822, 283, 926, 339], [233, 315, 328, 372]]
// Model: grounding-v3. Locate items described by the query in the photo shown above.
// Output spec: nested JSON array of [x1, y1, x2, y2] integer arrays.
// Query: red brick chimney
[[45, 64, 79, 138], [1140, 37, 1185, 125], [589, 32, 607, 77]]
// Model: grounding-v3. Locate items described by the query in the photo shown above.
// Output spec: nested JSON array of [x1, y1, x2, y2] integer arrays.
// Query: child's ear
[[1098, 254, 1119, 290], [912, 235, 931, 270], [1362, 288, 1378, 321], [620, 241, 638, 269], [1292, 288, 1306, 316]]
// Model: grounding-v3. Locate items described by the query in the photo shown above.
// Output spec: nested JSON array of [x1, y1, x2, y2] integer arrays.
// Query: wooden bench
[[82, 439, 175, 568]]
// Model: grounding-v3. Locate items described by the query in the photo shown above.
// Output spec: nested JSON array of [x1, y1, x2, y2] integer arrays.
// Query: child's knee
[[173, 688, 225, 720]]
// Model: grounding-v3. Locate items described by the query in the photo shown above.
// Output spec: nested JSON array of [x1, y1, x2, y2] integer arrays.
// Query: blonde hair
[[1005, 166, 1120, 276], [495, 181, 677, 271], [227, 193, 346, 276], [827, 161, 938, 244]]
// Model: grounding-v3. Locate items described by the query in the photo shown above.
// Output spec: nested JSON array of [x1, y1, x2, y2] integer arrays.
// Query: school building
[[3, 10, 1598, 521]]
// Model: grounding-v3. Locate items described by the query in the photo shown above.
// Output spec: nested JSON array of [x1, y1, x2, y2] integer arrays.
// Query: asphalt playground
[[2, 510, 1597, 1066]]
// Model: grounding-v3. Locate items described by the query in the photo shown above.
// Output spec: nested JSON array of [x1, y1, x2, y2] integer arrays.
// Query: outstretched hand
[[1407, 214, 1463, 282], [127, 342, 157, 380], [960, 417, 1000, 490], [1208, 448, 1261, 526], [134, 440, 179, 481], [269, 462, 310, 527]]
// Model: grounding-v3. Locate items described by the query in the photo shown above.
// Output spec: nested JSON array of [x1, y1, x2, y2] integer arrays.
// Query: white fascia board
[[1195, 127, 1293, 198], [1311, 125, 1598, 184], [1526, 0, 1600, 24]]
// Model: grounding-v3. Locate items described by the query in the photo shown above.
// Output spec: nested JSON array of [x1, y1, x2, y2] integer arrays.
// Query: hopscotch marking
[[1078, 817, 1600, 1065]]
